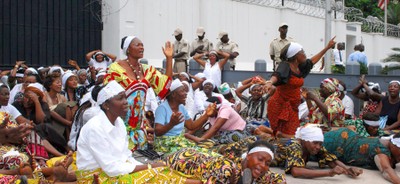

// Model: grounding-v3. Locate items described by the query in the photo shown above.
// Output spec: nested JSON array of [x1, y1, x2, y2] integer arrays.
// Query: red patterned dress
[[267, 60, 313, 135]]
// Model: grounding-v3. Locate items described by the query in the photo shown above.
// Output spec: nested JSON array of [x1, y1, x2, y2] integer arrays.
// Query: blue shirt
[[348, 51, 368, 65], [154, 101, 190, 136]]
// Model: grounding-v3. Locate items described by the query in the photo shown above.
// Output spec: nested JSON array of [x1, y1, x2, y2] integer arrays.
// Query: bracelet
[[14, 65, 19, 68], [265, 80, 272, 84]]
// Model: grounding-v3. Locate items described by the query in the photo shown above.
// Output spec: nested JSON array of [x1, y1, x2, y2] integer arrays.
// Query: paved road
[[135, 153, 391, 183], [270, 162, 391, 184]]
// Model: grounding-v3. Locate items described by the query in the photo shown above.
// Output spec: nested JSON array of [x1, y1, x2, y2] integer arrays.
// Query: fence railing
[[345, 7, 400, 37], [232, 0, 400, 38]]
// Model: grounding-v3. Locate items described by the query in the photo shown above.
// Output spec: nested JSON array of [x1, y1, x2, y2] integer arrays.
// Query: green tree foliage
[[345, 0, 384, 18], [346, 0, 400, 25], [381, 47, 400, 74], [387, 3, 400, 24]]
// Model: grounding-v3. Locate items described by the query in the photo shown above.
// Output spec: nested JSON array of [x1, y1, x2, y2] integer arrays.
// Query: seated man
[[271, 124, 362, 179]]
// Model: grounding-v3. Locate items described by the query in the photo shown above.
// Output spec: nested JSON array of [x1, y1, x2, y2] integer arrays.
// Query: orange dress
[[267, 60, 313, 135]]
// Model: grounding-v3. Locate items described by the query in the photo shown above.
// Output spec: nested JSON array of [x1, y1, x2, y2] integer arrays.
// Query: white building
[[101, 0, 400, 71]]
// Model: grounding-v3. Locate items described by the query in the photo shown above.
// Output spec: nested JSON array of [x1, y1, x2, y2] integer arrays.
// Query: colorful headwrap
[[321, 78, 340, 96], [218, 82, 231, 95]]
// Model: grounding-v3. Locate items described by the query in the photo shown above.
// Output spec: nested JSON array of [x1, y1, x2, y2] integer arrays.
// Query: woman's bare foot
[[41, 152, 74, 182], [258, 125, 273, 134]]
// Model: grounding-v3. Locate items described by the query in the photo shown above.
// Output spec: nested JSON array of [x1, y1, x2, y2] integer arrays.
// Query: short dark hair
[[91, 85, 104, 102], [362, 112, 379, 121], [121, 36, 128, 50], [43, 76, 60, 92]]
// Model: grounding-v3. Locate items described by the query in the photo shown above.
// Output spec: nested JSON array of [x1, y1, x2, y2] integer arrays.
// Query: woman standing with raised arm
[[104, 36, 174, 151], [264, 37, 336, 138]]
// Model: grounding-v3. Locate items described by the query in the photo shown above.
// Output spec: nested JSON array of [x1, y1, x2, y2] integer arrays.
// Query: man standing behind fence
[[216, 31, 239, 70], [332, 42, 346, 74], [269, 23, 295, 71], [190, 27, 213, 60], [173, 28, 190, 73]]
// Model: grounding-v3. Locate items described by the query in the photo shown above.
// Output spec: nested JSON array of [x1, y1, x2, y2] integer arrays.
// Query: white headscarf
[[122, 36, 136, 56], [62, 71, 77, 89], [364, 120, 380, 127], [390, 135, 400, 148], [170, 79, 183, 92], [97, 80, 125, 105], [241, 146, 274, 160], [202, 79, 215, 89], [49, 66, 64, 76], [389, 80, 400, 86], [286, 42, 303, 58], [295, 124, 324, 142], [179, 72, 190, 80], [26, 67, 38, 75]]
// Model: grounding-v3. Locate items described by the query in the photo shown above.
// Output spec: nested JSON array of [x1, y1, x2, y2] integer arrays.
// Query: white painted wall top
[[102, 0, 400, 71]]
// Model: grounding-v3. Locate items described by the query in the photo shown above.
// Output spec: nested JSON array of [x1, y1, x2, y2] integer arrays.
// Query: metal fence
[[232, 0, 400, 38], [232, 0, 345, 18], [0, 0, 103, 70], [345, 7, 400, 37]]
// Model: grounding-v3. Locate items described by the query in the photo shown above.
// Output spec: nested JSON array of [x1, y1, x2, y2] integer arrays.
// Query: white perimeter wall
[[102, 0, 400, 71]]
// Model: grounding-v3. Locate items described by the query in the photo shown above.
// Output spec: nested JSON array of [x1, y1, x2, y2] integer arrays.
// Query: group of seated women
[[0, 35, 399, 184]]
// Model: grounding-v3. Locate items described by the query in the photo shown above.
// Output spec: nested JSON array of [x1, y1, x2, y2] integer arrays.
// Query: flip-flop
[[242, 168, 253, 184]]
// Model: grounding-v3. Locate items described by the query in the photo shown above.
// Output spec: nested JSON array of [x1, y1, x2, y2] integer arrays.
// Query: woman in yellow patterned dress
[[104, 36, 173, 151], [166, 138, 286, 184]]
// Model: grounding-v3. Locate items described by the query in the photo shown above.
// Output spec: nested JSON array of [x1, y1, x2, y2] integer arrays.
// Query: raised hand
[[26, 91, 39, 103], [217, 51, 230, 58], [169, 112, 184, 126], [205, 103, 217, 117], [16, 61, 25, 66], [327, 36, 336, 49], [162, 41, 174, 59], [68, 59, 78, 67]]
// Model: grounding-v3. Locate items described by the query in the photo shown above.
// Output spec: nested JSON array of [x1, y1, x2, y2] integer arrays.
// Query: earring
[[106, 107, 110, 110]]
